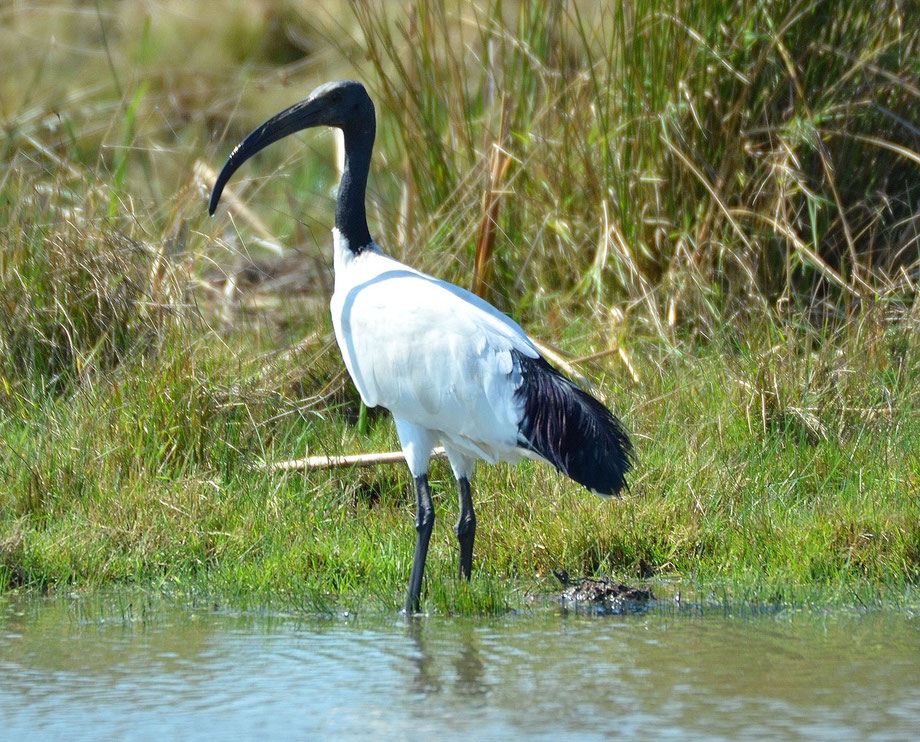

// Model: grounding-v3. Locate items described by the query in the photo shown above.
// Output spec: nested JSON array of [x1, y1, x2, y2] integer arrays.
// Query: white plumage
[[209, 79, 632, 614], [330, 228, 538, 478]]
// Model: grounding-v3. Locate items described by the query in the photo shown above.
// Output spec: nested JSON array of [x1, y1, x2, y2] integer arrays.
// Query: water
[[1, 596, 918, 741]]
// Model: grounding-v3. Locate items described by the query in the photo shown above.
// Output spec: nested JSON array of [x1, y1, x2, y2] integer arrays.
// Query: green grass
[[1, 0, 919, 614], [2, 305, 916, 613]]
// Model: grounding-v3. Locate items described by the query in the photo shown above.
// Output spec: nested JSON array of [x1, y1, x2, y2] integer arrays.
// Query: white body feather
[[330, 229, 541, 478]]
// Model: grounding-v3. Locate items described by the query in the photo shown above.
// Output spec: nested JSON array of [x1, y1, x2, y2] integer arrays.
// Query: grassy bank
[[2, 311, 917, 613], [1, 1, 918, 613]]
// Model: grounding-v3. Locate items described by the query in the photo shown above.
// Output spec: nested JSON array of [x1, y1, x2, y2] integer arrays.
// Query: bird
[[209, 80, 632, 614]]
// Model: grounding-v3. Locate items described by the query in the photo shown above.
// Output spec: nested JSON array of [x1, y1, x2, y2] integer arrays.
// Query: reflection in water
[[1, 596, 919, 741], [407, 616, 489, 702], [452, 622, 488, 701], [408, 616, 442, 696]]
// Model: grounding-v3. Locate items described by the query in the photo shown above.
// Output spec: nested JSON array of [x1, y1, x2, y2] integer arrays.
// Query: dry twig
[[268, 447, 448, 472]]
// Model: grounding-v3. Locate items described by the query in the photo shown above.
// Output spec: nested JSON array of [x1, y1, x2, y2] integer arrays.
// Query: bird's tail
[[513, 351, 632, 497]]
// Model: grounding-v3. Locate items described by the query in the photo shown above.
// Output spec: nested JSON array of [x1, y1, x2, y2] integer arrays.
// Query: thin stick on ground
[[268, 447, 448, 472]]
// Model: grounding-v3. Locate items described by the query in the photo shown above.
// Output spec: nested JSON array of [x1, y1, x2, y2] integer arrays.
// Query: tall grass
[[0, 1, 918, 610], [340, 0, 920, 330]]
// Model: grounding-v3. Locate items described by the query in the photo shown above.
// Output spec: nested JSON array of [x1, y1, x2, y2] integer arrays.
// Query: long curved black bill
[[208, 97, 324, 216]]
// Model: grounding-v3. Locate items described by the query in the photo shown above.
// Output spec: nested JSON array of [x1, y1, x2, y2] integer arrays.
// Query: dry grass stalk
[[472, 94, 512, 300]]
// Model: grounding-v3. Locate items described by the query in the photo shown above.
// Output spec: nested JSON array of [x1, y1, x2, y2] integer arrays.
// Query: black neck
[[335, 121, 375, 254]]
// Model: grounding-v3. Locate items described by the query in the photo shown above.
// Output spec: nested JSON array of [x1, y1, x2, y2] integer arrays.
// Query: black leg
[[454, 476, 476, 580], [406, 474, 435, 614]]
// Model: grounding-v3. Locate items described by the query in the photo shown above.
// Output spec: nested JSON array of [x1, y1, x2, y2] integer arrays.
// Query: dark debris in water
[[553, 569, 655, 608]]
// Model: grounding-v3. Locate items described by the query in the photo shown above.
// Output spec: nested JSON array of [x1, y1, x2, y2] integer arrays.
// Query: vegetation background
[[1, 0, 918, 613]]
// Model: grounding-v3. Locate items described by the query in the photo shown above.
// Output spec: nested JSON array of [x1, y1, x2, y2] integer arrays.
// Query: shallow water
[[1, 596, 918, 741]]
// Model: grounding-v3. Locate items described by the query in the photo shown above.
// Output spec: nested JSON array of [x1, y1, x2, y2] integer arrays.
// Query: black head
[[208, 80, 375, 216]]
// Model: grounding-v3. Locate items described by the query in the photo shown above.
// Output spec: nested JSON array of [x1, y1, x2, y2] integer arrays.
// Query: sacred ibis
[[209, 80, 632, 614]]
